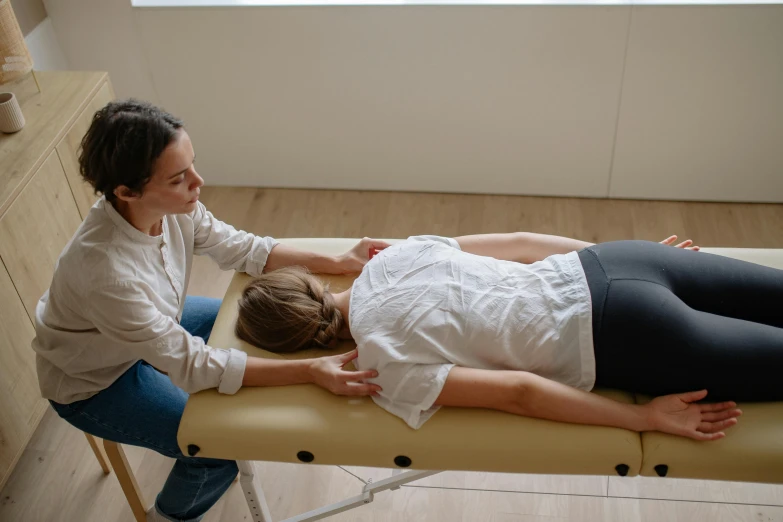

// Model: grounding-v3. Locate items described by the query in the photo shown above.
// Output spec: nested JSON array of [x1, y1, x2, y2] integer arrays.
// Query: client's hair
[[235, 267, 344, 354]]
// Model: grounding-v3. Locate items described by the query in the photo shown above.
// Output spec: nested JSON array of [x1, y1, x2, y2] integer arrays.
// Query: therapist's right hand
[[308, 349, 382, 397]]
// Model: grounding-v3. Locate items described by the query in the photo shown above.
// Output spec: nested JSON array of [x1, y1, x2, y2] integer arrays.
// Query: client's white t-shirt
[[350, 235, 594, 429]]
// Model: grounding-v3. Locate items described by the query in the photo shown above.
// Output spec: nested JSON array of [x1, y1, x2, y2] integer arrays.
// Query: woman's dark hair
[[79, 99, 184, 202], [235, 267, 344, 354]]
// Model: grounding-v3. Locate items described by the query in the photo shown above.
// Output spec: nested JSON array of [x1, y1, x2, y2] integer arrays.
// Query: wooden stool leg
[[103, 440, 149, 522], [83, 432, 111, 474]]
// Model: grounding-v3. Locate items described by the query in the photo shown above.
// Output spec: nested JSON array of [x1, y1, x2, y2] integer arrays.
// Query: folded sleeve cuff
[[217, 348, 248, 394], [247, 236, 280, 277]]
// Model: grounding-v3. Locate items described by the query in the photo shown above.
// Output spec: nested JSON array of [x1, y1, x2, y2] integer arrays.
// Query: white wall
[[13, 0, 47, 36], [24, 18, 69, 71], [43, 1, 783, 202], [43, 0, 160, 104], [137, 6, 630, 198], [610, 6, 783, 202]]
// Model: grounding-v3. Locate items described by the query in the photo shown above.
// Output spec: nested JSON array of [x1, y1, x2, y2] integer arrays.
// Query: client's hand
[[308, 349, 382, 397], [660, 235, 700, 251], [645, 390, 742, 441], [337, 238, 392, 274]]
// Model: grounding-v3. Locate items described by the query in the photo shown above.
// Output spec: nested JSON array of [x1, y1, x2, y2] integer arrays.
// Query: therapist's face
[[145, 130, 204, 214], [115, 129, 204, 216]]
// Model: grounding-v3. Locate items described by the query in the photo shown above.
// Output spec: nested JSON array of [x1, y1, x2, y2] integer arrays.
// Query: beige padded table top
[[178, 239, 641, 477], [177, 240, 783, 483]]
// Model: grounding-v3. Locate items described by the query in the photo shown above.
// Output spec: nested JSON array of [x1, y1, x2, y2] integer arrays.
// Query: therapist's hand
[[660, 235, 700, 251], [308, 349, 382, 397], [336, 238, 392, 274]]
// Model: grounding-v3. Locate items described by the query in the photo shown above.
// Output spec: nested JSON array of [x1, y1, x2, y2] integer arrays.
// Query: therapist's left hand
[[308, 349, 382, 397], [335, 238, 392, 273]]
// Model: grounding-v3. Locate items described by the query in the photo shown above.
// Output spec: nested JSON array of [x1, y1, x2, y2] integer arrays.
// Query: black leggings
[[577, 241, 783, 402]]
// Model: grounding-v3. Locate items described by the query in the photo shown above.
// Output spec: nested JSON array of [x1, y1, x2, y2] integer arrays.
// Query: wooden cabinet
[[0, 151, 83, 321], [0, 71, 114, 489], [0, 259, 41, 484], [56, 81, 115, 219]]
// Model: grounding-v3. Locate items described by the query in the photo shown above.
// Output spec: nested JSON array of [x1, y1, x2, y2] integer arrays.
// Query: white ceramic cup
[[0, 92, 25, 133]]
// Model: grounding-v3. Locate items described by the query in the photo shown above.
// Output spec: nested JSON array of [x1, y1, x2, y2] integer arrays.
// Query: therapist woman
[[32, 99, 386, 522]]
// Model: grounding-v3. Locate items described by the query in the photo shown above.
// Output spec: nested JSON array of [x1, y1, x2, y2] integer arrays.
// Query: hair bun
[[235, 266, 345, 354], [313, 292, 342, 349]]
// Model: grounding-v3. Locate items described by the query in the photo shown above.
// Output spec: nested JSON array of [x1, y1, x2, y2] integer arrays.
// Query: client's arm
[[455, 232, 593, 264], [265, 238, 391, 275], [434, 367, 740, 441], [455, 233, 698, 264]]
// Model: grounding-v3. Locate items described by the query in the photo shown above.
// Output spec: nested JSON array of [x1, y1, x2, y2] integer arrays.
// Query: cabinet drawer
[[0, 150, 83, 322], [0, 257, 44, 490]]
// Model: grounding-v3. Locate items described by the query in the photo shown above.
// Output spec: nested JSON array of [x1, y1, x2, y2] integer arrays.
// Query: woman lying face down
[[233, 232, 783, 442]]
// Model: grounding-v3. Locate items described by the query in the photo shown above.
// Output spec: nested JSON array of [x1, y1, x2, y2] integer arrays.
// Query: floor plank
[[405, 472, 606, 497], [609, 475, 783, 507]]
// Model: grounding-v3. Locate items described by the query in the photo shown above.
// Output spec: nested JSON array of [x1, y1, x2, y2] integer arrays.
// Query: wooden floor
[[2, 187, 783, 522]]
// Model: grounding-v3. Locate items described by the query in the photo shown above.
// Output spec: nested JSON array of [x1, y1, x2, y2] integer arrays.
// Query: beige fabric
[[177, 240, 783, 482], [0, 0, 34, 85], [178, 239, 641, 476], [637, 247, 783, 485]]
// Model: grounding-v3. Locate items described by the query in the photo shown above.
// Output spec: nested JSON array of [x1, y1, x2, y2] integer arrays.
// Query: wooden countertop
[[0, 71, 108, 219]]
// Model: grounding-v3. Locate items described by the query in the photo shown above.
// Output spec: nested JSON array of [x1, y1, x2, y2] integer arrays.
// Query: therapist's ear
[[114, 185, 142, 202]]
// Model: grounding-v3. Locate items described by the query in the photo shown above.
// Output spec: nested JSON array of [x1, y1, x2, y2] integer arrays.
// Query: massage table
[[177, 239, 783, 522]]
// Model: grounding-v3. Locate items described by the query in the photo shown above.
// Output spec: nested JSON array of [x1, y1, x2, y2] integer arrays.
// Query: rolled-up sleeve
[[191, 201, 278, 277], [407, 235, 461, 250], [87, 282, 247, 394]]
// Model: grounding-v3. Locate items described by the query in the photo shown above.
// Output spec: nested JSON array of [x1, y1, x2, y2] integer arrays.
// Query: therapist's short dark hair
[[79, 99, 184, 203]]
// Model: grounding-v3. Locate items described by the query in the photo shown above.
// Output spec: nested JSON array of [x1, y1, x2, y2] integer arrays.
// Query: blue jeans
[[50, 296, 237, 522]]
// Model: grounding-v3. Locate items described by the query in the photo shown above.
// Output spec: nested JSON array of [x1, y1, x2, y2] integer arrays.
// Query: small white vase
[[0, 92, 25, 133]]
